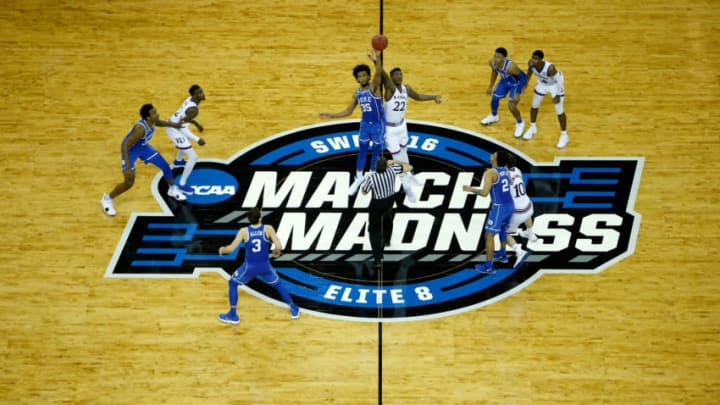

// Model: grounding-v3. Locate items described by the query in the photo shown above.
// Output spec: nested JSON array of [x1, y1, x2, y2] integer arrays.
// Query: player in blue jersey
[[217, 207, 299, 324], [480, 47, 528, 138], [101, 104, 187, 216], [463, 150, 515, 274], [320, 50, 388, 196]]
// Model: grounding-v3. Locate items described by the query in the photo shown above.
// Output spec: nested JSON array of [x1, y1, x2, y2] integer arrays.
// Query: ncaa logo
[[177, 168, 238, 205], [106, 120, 643, 322]]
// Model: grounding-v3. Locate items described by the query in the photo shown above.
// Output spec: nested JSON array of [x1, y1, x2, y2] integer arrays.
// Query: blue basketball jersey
[[122, 119, 155, 150], [356, 87, 384, 126], [492, 59, 513, 80], [245, 224, 270, 266], [490, 167, 514, 205], [493, 58, 526, 87]]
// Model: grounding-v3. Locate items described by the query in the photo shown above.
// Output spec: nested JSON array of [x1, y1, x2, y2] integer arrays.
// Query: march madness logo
[[105, 121, 643, 322]]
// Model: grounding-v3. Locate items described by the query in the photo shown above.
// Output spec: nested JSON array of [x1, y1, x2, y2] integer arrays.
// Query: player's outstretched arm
[[157, 119, 183, 129], [319, 94, 358, 119], [369, 50, 384, 94], [406, 84, 441, 103], [463, 169, 495, 197], [381, 69, 395, 101]]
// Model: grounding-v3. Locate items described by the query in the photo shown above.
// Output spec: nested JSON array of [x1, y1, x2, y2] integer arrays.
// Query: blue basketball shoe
[[218, 311, 240, 325], [493, 249, 509, 264], [474, 261, 496, 274]]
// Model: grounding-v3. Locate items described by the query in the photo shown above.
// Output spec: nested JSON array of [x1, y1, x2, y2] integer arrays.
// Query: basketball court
[[1, 1, 718, 403]]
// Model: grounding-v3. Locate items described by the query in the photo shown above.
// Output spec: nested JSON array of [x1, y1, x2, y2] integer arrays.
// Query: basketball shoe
[[348, 173, 365, 196], [557, 132, 570, 149], [218, 311, 240, 325], [167, 185, 187, 201], [522, 124, 537, 140], [101, 193, 116, 216], [481, 113, 499, 125], [474, 261, 496, 274]]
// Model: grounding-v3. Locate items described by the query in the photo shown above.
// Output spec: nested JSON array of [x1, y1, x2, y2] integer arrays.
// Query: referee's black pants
[[369, 195, 395, 263]]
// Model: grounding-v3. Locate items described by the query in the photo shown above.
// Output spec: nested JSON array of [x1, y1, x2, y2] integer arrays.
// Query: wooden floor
[[1, 0, 719, 403]]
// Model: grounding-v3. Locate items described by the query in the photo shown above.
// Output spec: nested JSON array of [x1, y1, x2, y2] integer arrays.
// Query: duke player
[[462, 151, 515, 274], [521, 50, 569, 148], [320, 50, 386, 196], [218, 207, 299, 324], [166, 84, 206, 194], [101, 104, 186, 216], [504, 153, 539, 260], [382, 67, 442, 202], [480, 47, 528, 138]]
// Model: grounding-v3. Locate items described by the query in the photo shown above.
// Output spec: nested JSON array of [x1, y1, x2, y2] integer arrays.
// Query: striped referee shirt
[[361, 164, 403, 199]]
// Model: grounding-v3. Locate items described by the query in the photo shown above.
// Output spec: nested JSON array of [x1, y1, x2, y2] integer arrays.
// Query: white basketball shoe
[[348, 173, 365, 196], [101, 193, 116, 216], [168, 185, 187, 201], [480, 113, 499, 125], [522, 125, 537, 140], [557, 133, 570, 149]]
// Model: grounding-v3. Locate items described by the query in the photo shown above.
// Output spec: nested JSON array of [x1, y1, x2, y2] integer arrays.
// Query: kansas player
[[480, 47, 528, 138], [217, 207, 299, 324], [462, 150, 515, 274], [101, 104, 186, 216], [521, 50, 569, 148], [165, 84, 206, 194], [382, 67, 442, 202], [504, 153, 539, 261], [320, 50, 386, 196]]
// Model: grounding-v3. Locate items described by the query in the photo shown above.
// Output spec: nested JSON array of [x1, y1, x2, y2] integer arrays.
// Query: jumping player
[[382, 67, 442, 202], [320, 50, 386, 196]]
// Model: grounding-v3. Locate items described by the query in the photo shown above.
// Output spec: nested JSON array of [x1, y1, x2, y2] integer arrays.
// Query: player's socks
[[356, 141, 370, 171]]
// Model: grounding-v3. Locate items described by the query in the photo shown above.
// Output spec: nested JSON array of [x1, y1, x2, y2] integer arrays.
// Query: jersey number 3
[[251, 238, 262, 252]]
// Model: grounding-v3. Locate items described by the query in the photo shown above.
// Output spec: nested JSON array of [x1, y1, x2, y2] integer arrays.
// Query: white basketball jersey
[[169, 96, 198, 124], [384, 85, 408, 124], [509, 167, 532, 211], [531, 61, 561, 85]]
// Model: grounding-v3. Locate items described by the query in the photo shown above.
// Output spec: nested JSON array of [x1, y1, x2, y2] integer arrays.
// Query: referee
[[360, 157, 413, 268]]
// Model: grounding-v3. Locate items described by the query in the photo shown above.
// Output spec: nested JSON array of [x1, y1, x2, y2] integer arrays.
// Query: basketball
[[372, 34, 388, 51]]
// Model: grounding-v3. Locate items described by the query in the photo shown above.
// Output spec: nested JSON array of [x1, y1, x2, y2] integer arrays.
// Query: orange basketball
[[372, 34, 388, 51]]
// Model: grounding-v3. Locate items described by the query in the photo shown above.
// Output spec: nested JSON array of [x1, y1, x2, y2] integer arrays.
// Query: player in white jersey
[[165, 84, 206, 194], [504, 153, 539, 259], [382, 67, 442, 203], [521, 50, 569, 148]]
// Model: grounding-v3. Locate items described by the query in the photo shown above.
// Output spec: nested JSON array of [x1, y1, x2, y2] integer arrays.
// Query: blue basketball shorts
[[359, 121, 385, 145], [484, 203, 514, 234], [122, 145, 160, 171]]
